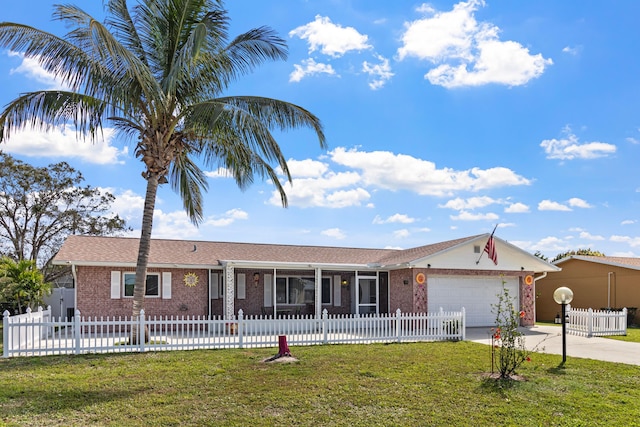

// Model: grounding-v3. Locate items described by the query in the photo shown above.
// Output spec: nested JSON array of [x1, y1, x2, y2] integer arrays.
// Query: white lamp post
[[553, 286, 574, 363]]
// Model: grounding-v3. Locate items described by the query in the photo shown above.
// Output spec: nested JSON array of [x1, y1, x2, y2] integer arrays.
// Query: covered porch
[[209, 261, 390, 320]]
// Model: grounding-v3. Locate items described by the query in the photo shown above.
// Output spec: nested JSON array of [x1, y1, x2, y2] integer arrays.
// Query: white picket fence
[[567, 307, 628, 337], [3, 307, 465, 358]]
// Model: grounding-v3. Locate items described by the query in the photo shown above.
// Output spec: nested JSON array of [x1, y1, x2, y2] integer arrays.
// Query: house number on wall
[[183, 272, 199, 287]]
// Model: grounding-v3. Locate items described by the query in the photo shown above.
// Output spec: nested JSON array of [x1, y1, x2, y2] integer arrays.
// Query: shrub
[[491, 281, 531, 379]]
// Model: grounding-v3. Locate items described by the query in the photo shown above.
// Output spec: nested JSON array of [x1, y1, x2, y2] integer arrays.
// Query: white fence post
[[461, 308, 466, 341], [622, 308, 628, 335], [74, 309, 82, 355], [587, 308, 593, 338], [139, 309, 146, 353], [322, 309, 328, 344], [238, 310, 244, 349], [396, 309, 401, 343], [3, 310, 9, 358]]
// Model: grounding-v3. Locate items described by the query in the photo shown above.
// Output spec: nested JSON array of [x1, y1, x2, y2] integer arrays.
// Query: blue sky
[[2, 0, 640, 259]]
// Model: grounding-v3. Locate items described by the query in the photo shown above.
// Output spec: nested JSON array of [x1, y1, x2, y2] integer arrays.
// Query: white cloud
[[504, 202, 529, 213], [397, 0, 551, 88], [621, 220, 636, 225], [282, 159, 330, 178], [151, 209, 201, 240], [330, 147, 530, 196], [439, 196, 497, 210], [568, 198, 592, 208], [205, 209, 249, 227], [321, 227, 346, 239], [373, 214, 416, 224], [540, 128, 616, 160], [2, 124, 127, 165], [393, 229, 411, 238], [205, 167, 232, 179], [8, 51, 69, 90], [108, 188, 145, 220], [538, 200, 571, 211], [289, 58, 337, 83], [362, 55, 394, 90], [610, 235, 640, 247], [562, 46, 582, 56], [289, 15, 371, 58], [532, 236, 572, 253], [578, 231, 604, 241], [450, 211, 499, 221], [268, 169, 369, 208]]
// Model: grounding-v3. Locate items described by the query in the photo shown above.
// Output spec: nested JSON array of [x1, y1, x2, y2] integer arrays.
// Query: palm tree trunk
[[131, 174, 159, 344]]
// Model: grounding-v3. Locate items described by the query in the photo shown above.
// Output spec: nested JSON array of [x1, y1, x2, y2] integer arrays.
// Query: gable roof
[[52, 233, 557, 272], [554, 255, 640, 271]]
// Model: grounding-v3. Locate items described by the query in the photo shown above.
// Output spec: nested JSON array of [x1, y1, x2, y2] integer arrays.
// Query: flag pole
[[476, 224, 499, 265]]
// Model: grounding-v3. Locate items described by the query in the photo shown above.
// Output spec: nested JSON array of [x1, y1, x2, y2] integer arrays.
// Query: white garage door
[[428, 276, 519, 327]]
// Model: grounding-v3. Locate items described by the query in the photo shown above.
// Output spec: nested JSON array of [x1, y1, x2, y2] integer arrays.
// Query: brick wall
[[76, 266, 208, 318]]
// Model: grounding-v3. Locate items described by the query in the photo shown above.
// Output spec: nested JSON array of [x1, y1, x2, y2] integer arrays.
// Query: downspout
[[208, 268, 212, 319], [70, 263, 78, 316]]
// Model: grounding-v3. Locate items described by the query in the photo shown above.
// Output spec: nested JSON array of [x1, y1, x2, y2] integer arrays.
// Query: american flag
[[484, 235, 498, 265]]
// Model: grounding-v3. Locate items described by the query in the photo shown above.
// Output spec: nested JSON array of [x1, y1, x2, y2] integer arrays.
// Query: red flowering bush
[[491, 280, 532, 379]]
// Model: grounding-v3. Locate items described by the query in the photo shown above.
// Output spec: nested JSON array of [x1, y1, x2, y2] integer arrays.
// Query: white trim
[[237, 273, 246, 300], [110, 271, 120, 299], [333, 275, 341, 307], [162, 272, 172, 299], [263, 274, 273, 307], [210, 272, 219, 299]]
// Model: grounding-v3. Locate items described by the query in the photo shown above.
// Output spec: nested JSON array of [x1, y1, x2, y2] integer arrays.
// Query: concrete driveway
[[466, 325, 640, 366]]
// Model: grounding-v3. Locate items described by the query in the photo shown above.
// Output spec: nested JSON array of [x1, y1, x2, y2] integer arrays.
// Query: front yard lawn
[[1, 341, 639, 426]]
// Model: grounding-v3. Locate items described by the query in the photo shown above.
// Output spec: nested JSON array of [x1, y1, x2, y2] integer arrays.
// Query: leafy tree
[[533, 251, 548, 262], [551, 248, 605, 263], [0, 0, 326, 341], [0, 257, 51, 314], [0, 153, 129, 283]]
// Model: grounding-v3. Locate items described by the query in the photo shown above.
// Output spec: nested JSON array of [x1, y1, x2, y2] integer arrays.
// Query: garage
[[427, 276, 519, 327]]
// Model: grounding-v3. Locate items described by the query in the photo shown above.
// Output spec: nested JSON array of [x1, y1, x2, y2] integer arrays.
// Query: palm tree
[[0, 257, 51, 314], [0, 0, 326, 340]]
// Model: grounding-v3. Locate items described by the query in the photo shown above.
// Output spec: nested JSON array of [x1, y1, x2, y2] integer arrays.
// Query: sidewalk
[[466, 325, 640, 366]]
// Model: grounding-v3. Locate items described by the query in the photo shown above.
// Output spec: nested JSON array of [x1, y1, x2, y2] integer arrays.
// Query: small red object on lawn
[[277, 335, 291, 357], [266, 335, 292, 361]]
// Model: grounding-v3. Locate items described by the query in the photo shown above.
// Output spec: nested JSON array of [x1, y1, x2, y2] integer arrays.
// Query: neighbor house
[[52, 234, 559, 327], [536, 255, 640, 324]]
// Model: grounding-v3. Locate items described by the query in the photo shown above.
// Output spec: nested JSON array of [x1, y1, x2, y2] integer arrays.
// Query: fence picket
[[567, 307, 627, 337], [2, 306, 470, 358]]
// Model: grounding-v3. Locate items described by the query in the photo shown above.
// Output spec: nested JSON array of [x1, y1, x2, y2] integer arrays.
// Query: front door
[[357, 275, 377, 314]]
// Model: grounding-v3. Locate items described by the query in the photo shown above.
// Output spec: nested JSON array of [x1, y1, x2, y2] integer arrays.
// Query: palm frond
[[169, 151, 208, 224], [0, 91, 106, 142]]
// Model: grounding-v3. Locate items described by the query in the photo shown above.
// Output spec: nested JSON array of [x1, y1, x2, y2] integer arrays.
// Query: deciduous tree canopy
[[0, 153, 129, 282]]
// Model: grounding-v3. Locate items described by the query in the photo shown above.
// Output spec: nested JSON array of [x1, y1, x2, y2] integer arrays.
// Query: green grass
[[1, 342, 639, 426]]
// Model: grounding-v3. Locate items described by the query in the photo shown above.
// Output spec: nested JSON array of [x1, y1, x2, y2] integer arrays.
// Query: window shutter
[[110, 271, 121, 299], [237, 273, 246, 299], [162, 272, 172, 299], [333, 275, 341, 306], [210, 273, 219, 299], [264, 274, 273, 307]]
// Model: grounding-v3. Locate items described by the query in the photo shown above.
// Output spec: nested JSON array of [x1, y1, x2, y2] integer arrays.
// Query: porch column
[[315, 267, 322, 318], [224, 264, 235, 319]]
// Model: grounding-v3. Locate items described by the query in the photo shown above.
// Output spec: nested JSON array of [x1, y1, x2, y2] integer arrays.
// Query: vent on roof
[[474, 245, 480, 254], [192, 244, 197, 252]]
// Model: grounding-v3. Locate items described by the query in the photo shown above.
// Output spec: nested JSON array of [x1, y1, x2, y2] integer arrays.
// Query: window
[[275, 276, 331, 305], [123, 273, 160, 297]]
